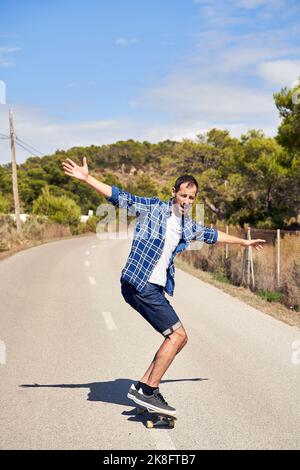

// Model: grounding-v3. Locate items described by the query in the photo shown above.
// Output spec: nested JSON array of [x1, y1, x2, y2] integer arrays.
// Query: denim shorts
[[121, 278, 182, 337]]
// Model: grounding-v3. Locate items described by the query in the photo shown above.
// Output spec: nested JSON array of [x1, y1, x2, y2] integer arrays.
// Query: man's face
[[172, 182, 198, 215]]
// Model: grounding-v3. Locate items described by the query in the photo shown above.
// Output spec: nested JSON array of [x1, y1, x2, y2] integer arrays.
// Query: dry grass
[[0, 214, 93, 262], [176, 258, 300, 329], [180, 227, 300, 311]]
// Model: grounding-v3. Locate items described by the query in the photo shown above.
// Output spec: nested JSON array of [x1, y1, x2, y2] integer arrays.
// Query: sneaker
[[130, 387, 176, 416], [127, 383, 141, 401]]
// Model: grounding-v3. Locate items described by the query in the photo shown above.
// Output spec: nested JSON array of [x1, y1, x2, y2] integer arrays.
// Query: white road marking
[[84, 260, 90, 267], [151, 429, 177, 450], [85, 251, 90, 255], [102, 311, 117, 330], [88, 276, 96, 286]]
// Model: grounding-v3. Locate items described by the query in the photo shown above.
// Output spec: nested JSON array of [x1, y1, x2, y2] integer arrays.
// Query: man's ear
[[172, 187, 176, 196]]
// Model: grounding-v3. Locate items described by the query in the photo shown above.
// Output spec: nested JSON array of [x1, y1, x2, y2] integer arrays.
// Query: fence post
[[250, 237, 255, 289], [276, 229, 281, 288], [247, 227, 251, 288], [225, 224, 229, 259], [246, 227, 255, 289]]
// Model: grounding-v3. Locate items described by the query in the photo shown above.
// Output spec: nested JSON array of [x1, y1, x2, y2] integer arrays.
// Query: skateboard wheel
[[169, 419, 175, 428], [146, 420, 154, 429]]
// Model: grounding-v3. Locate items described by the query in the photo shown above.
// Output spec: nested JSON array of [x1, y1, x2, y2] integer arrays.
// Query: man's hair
[[173, 175, 199, 193]]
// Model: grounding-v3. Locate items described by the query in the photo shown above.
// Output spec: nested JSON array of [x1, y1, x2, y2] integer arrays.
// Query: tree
[[274, 82, 300, 225], [235, 135, 289, 226], [132, 174, 158, 197], [274, 81, 300, 152]]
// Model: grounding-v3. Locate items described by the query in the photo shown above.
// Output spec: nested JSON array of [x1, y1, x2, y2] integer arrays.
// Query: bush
[[257, 289, 284, 303], [213, 269, 230, 284], [0, 214, 19, 250], [0, 240, 11, 251], [0, 193, 10, 213], [22, 214, 48, 239], [32, 187, 81, 228], [85, 215, 100, 233]]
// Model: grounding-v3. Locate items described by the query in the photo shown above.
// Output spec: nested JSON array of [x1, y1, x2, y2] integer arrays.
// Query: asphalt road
[[0, 235, 299, 450]]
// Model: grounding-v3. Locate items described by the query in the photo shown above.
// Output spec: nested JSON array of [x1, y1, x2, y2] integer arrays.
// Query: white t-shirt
[[148, 211, 182, 287]]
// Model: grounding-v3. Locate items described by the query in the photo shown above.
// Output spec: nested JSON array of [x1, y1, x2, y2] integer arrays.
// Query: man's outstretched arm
[[62, 157, 158, 214], [62, 157, 112, 198], [217, 230, 266, 252]]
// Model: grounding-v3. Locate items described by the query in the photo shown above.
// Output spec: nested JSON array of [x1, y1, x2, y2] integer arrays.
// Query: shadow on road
[[20, 377, 208, 407]]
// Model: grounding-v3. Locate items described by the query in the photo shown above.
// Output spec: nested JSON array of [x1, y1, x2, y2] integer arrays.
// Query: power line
[[14, 140, 42, 158], [14, 135, 44, 156], [0, 132, 44, 156]]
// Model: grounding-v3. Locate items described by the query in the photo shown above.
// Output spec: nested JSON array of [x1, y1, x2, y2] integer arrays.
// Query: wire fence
[[180, 226, 300, 310]]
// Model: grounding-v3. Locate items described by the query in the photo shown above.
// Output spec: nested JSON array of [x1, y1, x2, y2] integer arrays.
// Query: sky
[[0, 0, 300, 163]]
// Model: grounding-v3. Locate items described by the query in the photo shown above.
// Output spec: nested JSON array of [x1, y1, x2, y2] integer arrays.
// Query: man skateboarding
[[62, 157, 265, 417]]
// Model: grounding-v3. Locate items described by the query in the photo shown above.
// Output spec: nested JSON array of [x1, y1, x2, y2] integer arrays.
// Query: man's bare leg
[[139, 326, 188, 389], [139, 335, 187, 385]]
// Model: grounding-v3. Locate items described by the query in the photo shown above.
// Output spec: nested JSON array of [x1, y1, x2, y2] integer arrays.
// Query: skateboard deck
[[136, 406, 177, 429]]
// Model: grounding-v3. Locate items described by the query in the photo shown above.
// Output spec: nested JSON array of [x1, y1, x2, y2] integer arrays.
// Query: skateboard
[[136, 407, 177, 429]]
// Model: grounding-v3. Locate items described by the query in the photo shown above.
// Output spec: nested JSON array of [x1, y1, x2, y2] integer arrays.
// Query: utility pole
[[9, 109, 22, 235]]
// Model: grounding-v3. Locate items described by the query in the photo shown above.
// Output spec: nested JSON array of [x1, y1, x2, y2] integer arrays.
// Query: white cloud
[[0, 47, 21, 53], [193, 0, 288, 9], [143, 74, 277, 124], [192, 0, 297, 27], [128, 99, 139, 108], [258, 60, 300, 87], [0, 104, 138, 163], [115, 37, 128, 46], [141, 119, 274, 143], [193, 26, 300, 70], [234, 0, 284, 8], [0, 46, 21, 67], [192, 0, 214, 4], [115, 37, 138, 46], [0, 58, 15, 67], [135, 25, 295, 126], [127, 21, 292, 140]]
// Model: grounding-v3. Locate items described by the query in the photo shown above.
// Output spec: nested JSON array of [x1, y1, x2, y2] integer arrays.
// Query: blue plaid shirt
[[107, 186, 218, 296]]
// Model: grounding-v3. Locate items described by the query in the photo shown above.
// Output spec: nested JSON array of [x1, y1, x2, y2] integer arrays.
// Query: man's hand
[[217, 230, 266, 252], [62, 157, 89, 182], [243, 239, 266, 251]]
